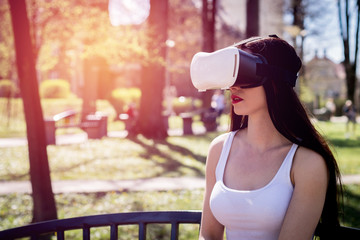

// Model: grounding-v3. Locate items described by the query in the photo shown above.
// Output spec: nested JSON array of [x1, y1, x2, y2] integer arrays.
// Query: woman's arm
[[278, 147, 329, 240], [199, 135, 226, 240]]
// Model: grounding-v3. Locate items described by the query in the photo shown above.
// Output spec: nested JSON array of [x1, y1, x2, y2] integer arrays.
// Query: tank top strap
[[215, 131, 238, 181], [277, 144, 299, 180]]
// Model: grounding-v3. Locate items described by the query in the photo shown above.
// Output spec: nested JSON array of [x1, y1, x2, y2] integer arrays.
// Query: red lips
[[231, 94, 243, 104]]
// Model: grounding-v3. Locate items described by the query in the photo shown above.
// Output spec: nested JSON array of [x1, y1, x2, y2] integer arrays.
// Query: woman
[[197, 36, 342, 240]]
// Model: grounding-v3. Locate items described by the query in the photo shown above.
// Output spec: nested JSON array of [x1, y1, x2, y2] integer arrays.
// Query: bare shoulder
[[209, 132, 228, 151], [206, 132, 230, 167], [292, 146, 329, 185]]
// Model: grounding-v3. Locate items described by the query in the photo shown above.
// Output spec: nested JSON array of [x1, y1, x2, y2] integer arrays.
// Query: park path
[[0, 122, 359, 195], [0, 177, 206, 195], [1, 175, 359, 195]]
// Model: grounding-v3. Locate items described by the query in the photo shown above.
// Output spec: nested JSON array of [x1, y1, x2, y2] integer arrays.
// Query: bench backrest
[[0, 211, 201, 240], [1, 210, 359, 239]]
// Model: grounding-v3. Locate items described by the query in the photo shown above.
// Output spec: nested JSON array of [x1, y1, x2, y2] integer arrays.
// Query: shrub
[[172, 96, 202, 115], [299, 77, 315, 104], [0, 80, 18, 98], [39, 79, 73, 99], [334, 98, 347, 116], [110, 88, 141, 114]]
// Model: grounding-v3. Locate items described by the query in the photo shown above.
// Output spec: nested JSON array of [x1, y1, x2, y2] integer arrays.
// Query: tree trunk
[[137, 0, 168, 139], [246, 0, 259, 38], [81, 57, 98, 121], [337, 0, 359, 103], [8, 0, 57, 223], [201, 0, 217, 110], [292, 0, 305, 29], [345, 64, 357, 102]]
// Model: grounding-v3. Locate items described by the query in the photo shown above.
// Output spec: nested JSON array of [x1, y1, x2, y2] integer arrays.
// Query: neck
[[244, 111, 290, 152]]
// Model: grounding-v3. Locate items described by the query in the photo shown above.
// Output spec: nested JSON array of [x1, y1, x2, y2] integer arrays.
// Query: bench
[[179, 109, 214, 135], [45, 110, 108, 145], [0, 211, 201, 240], [0, 210, 359, 240], [313, 107, 332, 121], [118, 113, 134, 132], [179, 112, 196, 135]]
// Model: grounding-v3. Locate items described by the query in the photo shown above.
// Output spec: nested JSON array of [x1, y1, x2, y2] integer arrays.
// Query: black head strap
[[268, 34, 280, 38], [256, 64, 298, 87]]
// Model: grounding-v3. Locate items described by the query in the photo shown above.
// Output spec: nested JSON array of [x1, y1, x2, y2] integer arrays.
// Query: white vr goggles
[[190, 46, 298, 91]]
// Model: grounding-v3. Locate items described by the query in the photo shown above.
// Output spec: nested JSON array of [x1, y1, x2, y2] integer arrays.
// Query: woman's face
[[228, 46, 268, 117], [229, 85, 268, 117]]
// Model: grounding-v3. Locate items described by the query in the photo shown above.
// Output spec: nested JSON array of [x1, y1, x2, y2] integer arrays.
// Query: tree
[[288, 0, 306, 94], [201, 0, 217, 110], [288, 0, 305, 50], [286, 0, 336, 58], [337, 0, 360, 103], [286, 0, 337, 98], [246, 0, 259, 37], [8, 0, 57, 223], [137, 0, 169, 139]]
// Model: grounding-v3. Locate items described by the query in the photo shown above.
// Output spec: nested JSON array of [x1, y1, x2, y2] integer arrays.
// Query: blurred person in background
[[211, 89, 226, 125], [325, 97, 336, 118], [343, 99, 357, 139]]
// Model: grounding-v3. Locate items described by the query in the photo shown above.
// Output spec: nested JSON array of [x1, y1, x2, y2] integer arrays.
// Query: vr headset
[[190, 46, 298, 92]]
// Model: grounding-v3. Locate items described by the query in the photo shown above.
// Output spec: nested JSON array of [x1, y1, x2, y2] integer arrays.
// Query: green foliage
[[0, 3, 14, 80], [342, 184, 360, 228], [1, 0, 151, 82], [0, 98, 25, 137], [334, 98, 347, 116], [0, 80, 18, 97], [37, 43, 59, 74], [299, 77, 315, 104], [39, 79, 74, 99], [172, 97, 202, 115], [110, 88, 141, 114]]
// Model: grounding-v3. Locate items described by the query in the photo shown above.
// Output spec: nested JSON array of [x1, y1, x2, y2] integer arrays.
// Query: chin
[[233, 108, 246, 116]]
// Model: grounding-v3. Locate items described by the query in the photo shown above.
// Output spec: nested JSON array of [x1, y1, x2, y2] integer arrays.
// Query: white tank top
[[210, 131, 298, 240]]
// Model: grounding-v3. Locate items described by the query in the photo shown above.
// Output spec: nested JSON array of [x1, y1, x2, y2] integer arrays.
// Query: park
[[1, 0, 360, 239]]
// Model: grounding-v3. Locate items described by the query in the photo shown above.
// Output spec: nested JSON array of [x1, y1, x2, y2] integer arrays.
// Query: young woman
[[197, 36, 342, 240]]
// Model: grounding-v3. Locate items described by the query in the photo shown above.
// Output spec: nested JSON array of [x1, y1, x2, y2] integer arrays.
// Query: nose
[[229, 86, 241, 92]]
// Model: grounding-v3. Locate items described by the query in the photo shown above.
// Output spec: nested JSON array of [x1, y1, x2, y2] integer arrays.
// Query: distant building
[[304, 50, 346, 100]]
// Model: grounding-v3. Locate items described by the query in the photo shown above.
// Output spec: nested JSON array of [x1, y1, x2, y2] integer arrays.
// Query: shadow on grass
[[1, 172, 28, 181], [342, 185, 360, 228], [1, 131, 220, 181], [329, 138, 360, 148], [128, 135, 207, 178]]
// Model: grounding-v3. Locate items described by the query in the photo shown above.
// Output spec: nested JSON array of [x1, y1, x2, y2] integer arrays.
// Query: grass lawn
[[0, 98, 359, 236], [0, 190, 204, 239], [314, 121, 360, 174]]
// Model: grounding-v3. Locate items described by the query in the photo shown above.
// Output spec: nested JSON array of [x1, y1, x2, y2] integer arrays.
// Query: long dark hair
[[230, 36, 343, 238]]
